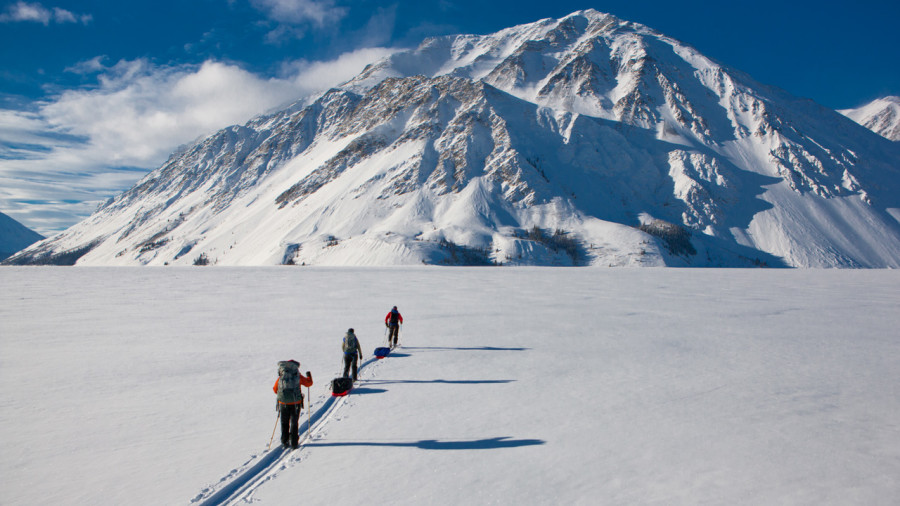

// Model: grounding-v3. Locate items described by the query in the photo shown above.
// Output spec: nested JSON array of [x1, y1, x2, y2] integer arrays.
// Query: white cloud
[[251, 0, 345, 25], [0, 1, 92, 25], [0, 47, 396, 235], [283, 46, 399, 92], [64, 56, 107, 75], [40, 59, 300, 165], [250, 0, 347, 42]]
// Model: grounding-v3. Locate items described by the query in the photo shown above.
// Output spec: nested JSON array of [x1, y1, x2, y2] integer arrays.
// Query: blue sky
[[1, 0, 898, 235]]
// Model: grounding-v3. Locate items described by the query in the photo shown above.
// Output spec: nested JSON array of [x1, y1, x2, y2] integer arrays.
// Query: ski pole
[[305, 386, 311, 442], [267, 409, 280, 450]]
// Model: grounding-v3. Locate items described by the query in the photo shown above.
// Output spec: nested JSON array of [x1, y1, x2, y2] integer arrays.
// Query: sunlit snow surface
[[2, 267, 899, 505]]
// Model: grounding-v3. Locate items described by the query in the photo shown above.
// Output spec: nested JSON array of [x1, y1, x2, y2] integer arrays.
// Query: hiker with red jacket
[[385, 306, 403, 348], [273, 360, 313, 449]]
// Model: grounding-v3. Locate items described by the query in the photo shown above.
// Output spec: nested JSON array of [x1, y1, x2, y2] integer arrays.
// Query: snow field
[[1, 267, 899, 505]]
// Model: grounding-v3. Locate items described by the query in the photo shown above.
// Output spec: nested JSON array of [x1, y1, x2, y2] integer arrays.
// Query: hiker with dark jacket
[[273, 360, 313, 449], [384, 306, 403, 347], [342, 328, 364, 381]]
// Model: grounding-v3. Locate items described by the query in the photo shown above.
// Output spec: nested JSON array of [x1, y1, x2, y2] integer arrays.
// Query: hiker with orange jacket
[[273, 360, 313, 449], [384, 306, 403, 347]]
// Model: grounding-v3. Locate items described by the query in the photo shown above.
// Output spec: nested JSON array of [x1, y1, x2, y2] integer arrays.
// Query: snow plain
[[2, 267, 899, 505]]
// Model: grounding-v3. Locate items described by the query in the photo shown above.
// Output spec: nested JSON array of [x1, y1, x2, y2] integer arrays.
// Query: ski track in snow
[[193, 354, 387, 505]]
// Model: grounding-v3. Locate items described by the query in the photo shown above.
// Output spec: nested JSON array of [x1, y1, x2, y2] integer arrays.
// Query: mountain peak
[[840, 96, 900, 141], [6, 11, 900, 268], [0, 212, 44, 261]]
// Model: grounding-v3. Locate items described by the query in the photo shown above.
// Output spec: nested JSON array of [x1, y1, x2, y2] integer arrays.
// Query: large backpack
[[277, 360, 304, 406], [342, 333, 359, 355]]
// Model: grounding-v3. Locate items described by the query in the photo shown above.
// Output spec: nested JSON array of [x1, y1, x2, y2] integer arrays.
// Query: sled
[[374, 346, 391, 359], [331, 377, 353, 397]]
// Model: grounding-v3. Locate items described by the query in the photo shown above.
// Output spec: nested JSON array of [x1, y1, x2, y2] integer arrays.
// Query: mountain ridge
[[6, 10, 900, 268], [0, 212, 44, 261], [840, 96, 900, 141]]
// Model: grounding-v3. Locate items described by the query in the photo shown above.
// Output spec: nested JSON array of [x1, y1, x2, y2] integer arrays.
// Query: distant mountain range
[[6, 10, 900, 267], [0, 212, 43, 261], [840, 96, 900, 141]]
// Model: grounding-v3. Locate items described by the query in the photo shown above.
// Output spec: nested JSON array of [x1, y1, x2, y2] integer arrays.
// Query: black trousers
[[280, 404, 301, 447], [388, 324, 399, 345], [343, 354, 359, 380]]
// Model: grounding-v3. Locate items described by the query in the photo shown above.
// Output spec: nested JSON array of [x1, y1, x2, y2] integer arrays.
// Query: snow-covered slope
[[7, 10, 900, 267], [0, 212, 43, 260], [3, 267, 900, 504], [840, 96, 900, 141]]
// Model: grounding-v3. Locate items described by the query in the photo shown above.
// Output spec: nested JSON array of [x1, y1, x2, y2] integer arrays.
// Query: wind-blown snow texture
[[6, 10, 900, 267], [2, 267, 899, 505], [840, 96, 900, 141], [0, 212, 43, 260]]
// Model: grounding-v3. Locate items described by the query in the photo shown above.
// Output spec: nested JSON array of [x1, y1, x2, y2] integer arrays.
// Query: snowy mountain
[[840, 96, 900, 141], [0, 212, 43, 261], [7, 10, 900, 267]]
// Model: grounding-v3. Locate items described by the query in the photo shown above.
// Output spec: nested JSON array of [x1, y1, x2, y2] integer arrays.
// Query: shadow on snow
[[305, 436, 544, 450], [400, 346, 530, 352], [359, 379, 514, 386]]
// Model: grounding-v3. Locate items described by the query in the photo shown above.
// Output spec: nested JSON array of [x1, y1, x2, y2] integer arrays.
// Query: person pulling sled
[[342, 328, 363, 381], [273, 360, 313, 449], [384, 306, 403, 348]]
